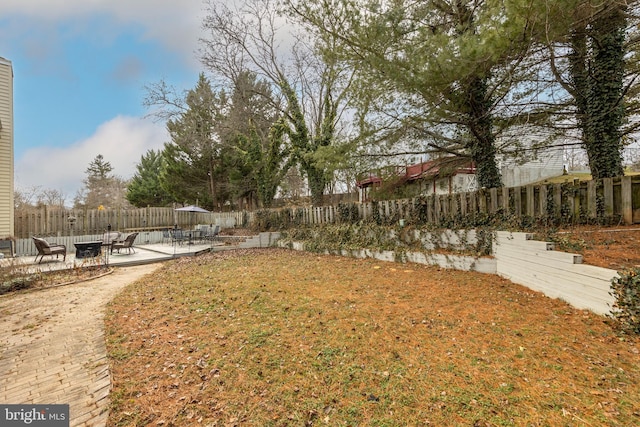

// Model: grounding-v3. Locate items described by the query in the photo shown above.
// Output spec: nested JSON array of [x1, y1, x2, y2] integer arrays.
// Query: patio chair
[[203, 225, 220, 242], [111, 232, 139, 254], [102, 231, 121, 246], [32, 236, 67, 264], [170, 229, 188, 245], [162, 229, 171, 244]]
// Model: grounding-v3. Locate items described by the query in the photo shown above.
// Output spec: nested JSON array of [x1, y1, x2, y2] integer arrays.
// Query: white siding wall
[[0, 57, 14, 238], [500, 145, 565, 188]]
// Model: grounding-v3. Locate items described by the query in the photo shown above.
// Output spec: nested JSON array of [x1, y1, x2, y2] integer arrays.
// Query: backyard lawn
[[105, 249, 640, 426]]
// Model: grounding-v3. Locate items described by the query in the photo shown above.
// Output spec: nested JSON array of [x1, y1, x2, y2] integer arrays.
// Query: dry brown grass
[[549, 226, 640, 270], [105, 249, 640, 427]]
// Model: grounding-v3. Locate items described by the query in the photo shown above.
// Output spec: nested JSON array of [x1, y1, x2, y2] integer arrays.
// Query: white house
[[500, 144, 565, 188], [0, 57, 14, 244]]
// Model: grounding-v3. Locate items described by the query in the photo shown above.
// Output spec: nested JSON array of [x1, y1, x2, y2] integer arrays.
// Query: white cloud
[[15, 116, 168, 204], [0, 0, 208, 65]]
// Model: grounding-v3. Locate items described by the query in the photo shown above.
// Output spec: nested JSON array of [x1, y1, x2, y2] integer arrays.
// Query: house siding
[[0, 57, 14, 238], [500, 144, 565, 188]]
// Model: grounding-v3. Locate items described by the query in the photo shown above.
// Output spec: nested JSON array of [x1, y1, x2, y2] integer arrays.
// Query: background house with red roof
[[356, 141, 565, 202], [356, 157, 477, 202]]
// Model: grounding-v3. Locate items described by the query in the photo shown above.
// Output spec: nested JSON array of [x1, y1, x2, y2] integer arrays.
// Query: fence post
[[469, 191, 477, 217], [572, 179, 581, 220], [603, 178, 614, 217], [441, 195, 450, 220], [501, 187, 510, 213], [587, 181, 597, 219], [526, 186, 535, 217], [540, 185, 548, 218], [622, 176, 633, 225], [514, 187, 522, 216], [553, 184, 562, 220], [476, 189, 486, 218], [458, 193, 467, 217], [489, 188, 498, 214], [434, 196, 441, 225]]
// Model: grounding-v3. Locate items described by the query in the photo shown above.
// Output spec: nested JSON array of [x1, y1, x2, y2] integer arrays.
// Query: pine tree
[[126, 150, 173, 207], [75, 154, 129, 209]]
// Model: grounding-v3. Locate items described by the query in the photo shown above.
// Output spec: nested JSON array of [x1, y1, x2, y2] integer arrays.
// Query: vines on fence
[[13, 175, 639, 238]]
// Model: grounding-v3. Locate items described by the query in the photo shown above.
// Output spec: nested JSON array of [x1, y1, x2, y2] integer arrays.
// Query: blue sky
[[0, 0, 208, 203]]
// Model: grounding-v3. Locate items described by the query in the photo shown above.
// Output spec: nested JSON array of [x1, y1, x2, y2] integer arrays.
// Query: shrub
[[609, 268, 640, 335]]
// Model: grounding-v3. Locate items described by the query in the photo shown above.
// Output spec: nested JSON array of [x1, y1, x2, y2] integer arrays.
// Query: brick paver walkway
[[0, 264, 161, 426]]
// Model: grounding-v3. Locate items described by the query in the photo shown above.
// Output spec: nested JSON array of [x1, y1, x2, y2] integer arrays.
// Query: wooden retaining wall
[[494, 231, 617, 316], [282, 230, 618, 316]]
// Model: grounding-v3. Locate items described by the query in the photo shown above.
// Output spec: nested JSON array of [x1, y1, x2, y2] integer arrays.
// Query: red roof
[[357, 158, 476, 188], [405, 159, 476, 181], [356, 173, 383, 188]]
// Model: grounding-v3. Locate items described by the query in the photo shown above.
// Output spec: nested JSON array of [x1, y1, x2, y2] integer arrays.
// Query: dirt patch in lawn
[[105, 249, 640, 427]]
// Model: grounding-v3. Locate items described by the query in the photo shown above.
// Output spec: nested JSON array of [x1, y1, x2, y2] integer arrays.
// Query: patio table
[[186, 229, 202, 245]]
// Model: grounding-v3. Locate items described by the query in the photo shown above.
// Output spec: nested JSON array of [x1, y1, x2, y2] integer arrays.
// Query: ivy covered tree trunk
[[569, 4, 626, 180], [568, 25, 591, 158], [447, 2, 502, 189], [465, 76, 502, 189], [587, 5, 626, 179], [281, 79, 335, 206], [306, 166, 329, 206]]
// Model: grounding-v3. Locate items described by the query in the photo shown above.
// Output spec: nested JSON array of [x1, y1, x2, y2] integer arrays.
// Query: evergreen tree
[[161, 73, 229, 210], [75, 154, 129, 209], [126, 149, 173, 207], [223, 71, 290, 208], [288, 0, 546, 189]]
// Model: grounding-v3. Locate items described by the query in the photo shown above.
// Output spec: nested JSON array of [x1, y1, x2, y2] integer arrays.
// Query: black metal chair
[[171, 229, 187, 245], [203, 225, 220, 243], [162, 229, 171, 244]]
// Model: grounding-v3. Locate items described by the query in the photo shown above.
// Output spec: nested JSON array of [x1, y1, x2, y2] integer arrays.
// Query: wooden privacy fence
[[12, 176, 640, 238], [257, 176, 640, 227], [13, 206, 251, 239]]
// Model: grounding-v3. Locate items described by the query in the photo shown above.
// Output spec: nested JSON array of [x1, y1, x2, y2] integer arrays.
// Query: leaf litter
[[106, 247, 640, 426]]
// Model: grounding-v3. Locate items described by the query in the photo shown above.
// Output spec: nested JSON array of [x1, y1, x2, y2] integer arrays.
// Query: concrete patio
[[1, 232, 282, 273]]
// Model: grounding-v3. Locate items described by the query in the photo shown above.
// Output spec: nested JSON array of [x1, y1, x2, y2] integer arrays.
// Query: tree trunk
[[586, 4, 626, 179], [569, 4, 626, 180], [466, 76, 502, 189], [306, 166, 327, 206]]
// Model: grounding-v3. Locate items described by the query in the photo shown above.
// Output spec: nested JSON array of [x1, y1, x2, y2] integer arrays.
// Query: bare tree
[[564, 146, 589, 171], [15, 186, 67, 209], [37, 189, 66, 207], [14, 186, 40, 209], [200, 0, 355, 205], [143, 79, 189, 122]]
